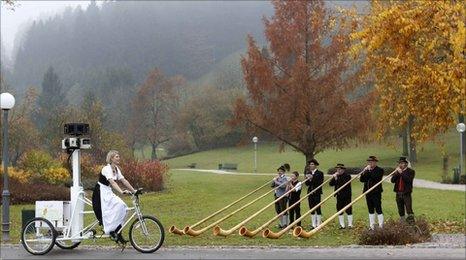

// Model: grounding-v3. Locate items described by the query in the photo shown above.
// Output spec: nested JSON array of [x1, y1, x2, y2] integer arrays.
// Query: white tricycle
[[21, 127, 164, 255], [21, 187, 165, 255]]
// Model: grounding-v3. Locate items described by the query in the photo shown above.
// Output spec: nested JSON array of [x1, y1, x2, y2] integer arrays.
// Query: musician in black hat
[[391, 156, 415, 222], [329, 164, 353, 229], [304, 158, 324, 229], [360, 155, 385, 229]]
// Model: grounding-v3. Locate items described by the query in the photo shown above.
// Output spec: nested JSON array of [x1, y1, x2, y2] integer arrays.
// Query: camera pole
[[69, 148, 84, 241], [62, 123, 90, 241]]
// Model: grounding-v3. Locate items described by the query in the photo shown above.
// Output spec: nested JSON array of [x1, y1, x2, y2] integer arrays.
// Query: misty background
[[0, 0, 367, 159]]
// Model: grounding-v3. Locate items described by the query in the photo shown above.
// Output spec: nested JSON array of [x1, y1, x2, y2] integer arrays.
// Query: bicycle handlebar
[[131, 188, 144, 196]]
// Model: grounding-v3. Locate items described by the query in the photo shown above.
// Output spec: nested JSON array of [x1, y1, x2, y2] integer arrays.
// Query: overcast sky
[[1, 0, 92, 58]]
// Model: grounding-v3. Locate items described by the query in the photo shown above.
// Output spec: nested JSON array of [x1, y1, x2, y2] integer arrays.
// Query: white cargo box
[[35, 201, 71, 228]]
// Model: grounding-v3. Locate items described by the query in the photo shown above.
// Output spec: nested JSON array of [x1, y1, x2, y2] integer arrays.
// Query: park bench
[[187, 163, 197, 169], [218, 163, 238, 170]]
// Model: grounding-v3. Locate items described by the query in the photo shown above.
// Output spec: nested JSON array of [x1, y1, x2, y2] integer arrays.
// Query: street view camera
[[62, 123, 91, 150]]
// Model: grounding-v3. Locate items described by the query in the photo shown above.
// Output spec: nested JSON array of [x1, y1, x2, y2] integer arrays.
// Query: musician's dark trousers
[[274, 195, 288, 215], [289, 200, 301, 226], [365, 193, 382, 214], [336, 196, 352, 215], [308, 195, 322, 215], [396, 192, 413, 217]]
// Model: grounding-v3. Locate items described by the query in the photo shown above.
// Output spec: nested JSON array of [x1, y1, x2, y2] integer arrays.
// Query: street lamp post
[[252, 136, 258, 173], [457, 123, 466, 176], [1, 92, 15, 241]]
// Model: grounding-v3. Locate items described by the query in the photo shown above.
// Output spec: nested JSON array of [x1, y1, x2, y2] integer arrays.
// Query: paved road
[[175, 169, 466, 192], [2, 245, 465, 259]]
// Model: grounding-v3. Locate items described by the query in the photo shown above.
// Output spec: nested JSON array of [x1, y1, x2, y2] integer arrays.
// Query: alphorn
[[262, 169, 366, 239], [213, 177, 313, 236], [169, 179, 272, 235], [239, 176, 332, 238], [183, 179, 288, 236], [293, 169, 397, 238]]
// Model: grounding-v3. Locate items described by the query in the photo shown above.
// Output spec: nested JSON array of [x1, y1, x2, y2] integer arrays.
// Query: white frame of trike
[[53, 189, 148, 243]]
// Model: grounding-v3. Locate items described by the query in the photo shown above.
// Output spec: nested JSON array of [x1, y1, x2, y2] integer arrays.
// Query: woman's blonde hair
[[106, 150, 119, 164]]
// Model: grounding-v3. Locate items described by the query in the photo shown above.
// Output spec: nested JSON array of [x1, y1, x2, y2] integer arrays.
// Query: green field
[[8, 169, 465, 247], [165, 130, 464, 183]]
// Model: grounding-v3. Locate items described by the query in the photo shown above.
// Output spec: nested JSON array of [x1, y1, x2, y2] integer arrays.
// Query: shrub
[[43, 166, 70, 185], [0, 178, 69, 204], [0, 165, 31, 183], [120, 160, 169, 192], [58, 152, 99, 179], [327, 167, 396, 175], [18, 150, 59, 178], [359, 216, 431, 245]]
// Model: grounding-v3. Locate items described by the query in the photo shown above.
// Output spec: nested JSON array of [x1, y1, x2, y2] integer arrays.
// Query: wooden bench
[[187, 163, 197, 169], [218, 163, 238, 170]]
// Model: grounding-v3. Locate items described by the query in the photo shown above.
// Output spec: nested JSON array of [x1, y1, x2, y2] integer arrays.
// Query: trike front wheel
[[129, 215, 164, 253]]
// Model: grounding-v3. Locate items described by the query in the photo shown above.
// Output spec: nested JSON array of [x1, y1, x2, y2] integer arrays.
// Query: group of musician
[[271, 155, 416, 230]]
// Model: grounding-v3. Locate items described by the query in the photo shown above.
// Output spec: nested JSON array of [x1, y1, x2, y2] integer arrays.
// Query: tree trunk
[[407, 115, 417, 163], [442, 156, 449, 182], [305, 153, 316, 165], [402, 127, 409, 157], [151, 143, 158, 160], [460, 114, 465, 156]]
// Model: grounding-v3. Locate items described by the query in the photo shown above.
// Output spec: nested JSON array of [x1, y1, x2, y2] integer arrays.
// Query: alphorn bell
[[213, 176, 312, 236], [183, 179, 288, 236], [239, 177, 332, 238], [293, 169, 397, 238], [169, 179, 272, 235], [262, 170, 366, 239]]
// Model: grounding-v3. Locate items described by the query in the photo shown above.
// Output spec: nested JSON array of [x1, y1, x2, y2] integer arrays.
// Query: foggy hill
[[9, 1, 273, 94]]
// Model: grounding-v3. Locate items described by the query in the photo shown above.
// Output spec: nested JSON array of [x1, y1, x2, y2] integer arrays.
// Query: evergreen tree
[[35, 66, 69, 153]]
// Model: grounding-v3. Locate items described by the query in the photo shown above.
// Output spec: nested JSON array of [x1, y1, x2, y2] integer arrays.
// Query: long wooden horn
[[184, 179, 287, 237], [263, 170, 366, 239], [293, 169, 397, 238], [213, 177, 313, 236], [169, 179, 272, 235], [239, 177, 332, 238]]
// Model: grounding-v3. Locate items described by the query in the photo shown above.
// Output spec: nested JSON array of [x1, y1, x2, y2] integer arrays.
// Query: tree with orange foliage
[[232, 0, 371, 162], [131, 68, 182, 160], [351, 1, 465, 161]]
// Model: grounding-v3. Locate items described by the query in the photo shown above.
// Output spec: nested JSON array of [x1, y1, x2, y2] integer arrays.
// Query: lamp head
[[457, 123, 465, 133], [0, 92, 15, 110]]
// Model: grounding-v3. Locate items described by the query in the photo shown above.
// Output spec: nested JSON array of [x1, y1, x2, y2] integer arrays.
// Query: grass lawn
[[164, 130, 464, 183], [7, 169, 465, 247]]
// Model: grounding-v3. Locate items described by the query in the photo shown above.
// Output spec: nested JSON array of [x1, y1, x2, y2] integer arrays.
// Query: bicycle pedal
[[120, 243, 127, 252]]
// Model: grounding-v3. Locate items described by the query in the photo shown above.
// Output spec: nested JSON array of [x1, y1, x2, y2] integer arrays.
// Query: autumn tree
[[131, 69, 182, 160], [7, 87, 41, 165], [232, 0, 370, 162], [77, 92, 133, 162], [0, 77, 40, 165], [179, 85, 243, 151], [351, 0, 466, 161]]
